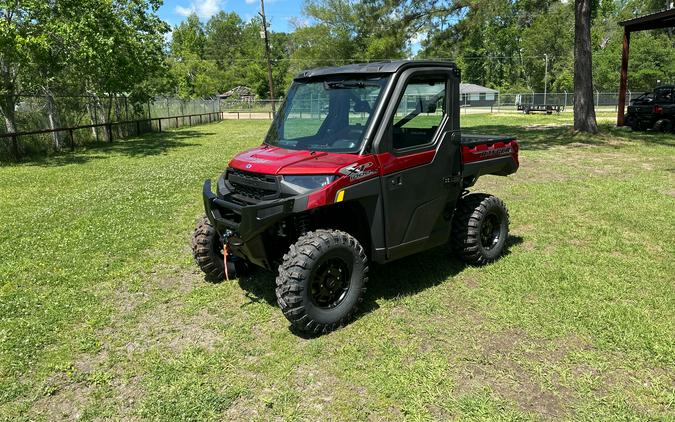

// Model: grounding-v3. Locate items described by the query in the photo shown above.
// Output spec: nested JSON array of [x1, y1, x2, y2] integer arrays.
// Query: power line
[[259, 0, 276, 113], [174, 54, 558, 63]]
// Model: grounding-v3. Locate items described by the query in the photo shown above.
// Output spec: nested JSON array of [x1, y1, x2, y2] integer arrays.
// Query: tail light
[[653, 105, 663, 114]]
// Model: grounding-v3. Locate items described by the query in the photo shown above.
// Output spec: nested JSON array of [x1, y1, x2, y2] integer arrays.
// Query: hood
[[228, 145, 359, 175]]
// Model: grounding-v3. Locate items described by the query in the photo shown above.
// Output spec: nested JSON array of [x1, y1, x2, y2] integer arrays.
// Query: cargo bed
[[460, 133, 519, 185]]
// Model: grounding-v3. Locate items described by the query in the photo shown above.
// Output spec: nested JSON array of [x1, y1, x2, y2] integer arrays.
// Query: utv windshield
[[265, 76, 390, 153]]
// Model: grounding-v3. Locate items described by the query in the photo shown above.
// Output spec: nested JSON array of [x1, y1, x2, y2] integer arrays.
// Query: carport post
[[617, 28, 630, 126]]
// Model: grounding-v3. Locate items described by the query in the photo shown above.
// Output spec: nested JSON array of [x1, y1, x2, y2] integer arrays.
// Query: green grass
[[1, 113, 673, 420]]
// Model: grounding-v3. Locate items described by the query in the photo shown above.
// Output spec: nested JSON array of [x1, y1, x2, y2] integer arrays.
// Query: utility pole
[[543, 53, 549, 105], [259, 0, 276, 113]]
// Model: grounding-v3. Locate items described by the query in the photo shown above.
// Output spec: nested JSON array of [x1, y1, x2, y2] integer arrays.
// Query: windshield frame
[[263, 74, 392, 154]]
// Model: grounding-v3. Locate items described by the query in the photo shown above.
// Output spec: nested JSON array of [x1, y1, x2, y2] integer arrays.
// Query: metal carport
[[617, 8, 675, 126]]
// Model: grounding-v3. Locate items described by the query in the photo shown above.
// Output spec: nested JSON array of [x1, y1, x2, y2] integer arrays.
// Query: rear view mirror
[[418, 98, 437, 113]]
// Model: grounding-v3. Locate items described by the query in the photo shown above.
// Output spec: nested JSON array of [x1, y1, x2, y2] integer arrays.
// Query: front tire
[[275, 230, 368, 334], [191, 215, 247, 281], [452, 193, 510, 265]]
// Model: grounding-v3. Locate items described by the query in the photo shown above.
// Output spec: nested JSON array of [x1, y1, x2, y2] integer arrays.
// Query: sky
[[157, 0, 424, 54], [158, 0, 305, 33]]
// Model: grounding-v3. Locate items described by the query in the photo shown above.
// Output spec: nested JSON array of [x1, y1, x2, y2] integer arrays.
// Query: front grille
[[227, 168, 279, 201]]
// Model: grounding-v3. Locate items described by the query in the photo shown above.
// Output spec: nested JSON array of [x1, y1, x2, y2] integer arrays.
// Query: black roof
[[294, 60, 458, 80], [619, 8, 675, 31]]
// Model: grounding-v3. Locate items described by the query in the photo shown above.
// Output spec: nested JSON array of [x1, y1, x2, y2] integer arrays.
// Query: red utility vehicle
[[193, 61, 519, 333]]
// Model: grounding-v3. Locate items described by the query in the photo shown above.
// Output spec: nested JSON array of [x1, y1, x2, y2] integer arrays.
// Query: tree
[[520, 3, 574, 92], [239, 19, 292, 98], [289, 0, 411, 73], [72, 0, 168, 136], [0, 0, 168, 156], [573, 0, 597, 133], [204, 12, 243, 64], [0, 0, 52, 157], [172, 14, 206, 59]]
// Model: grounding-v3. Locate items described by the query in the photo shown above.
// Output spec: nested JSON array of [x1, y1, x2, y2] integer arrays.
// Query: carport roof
[[459, 83, 498, 94], [619, 8, 675, 31]]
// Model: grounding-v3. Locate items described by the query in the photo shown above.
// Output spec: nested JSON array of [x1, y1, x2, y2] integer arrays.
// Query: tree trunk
[[574, 0, 598, 133], [44, 88, 61, 151], [0, 92, 19, 159], [105, 93, 114, 142], [0, 56, 20, 158], [86, 94, 100, 142]]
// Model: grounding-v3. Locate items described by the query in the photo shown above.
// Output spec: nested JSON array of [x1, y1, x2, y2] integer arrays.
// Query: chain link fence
[[0, 95, 222, 159], [219, 92, 630, 118], [1, 90, 632, 159], [5, 95, 220, 133], [464, 91, 631, 115]]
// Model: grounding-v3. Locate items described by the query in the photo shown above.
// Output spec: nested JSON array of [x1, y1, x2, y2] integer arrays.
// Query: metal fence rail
[[1, 111, 223, 161]]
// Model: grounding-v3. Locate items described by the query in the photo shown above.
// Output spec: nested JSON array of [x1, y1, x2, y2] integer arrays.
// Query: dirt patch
[[30, 373, 93, 421], [72, 349, 110, 375], [30, 268, 221, 420], [293, 363, 342, 414], [518, 161, 571, 183], [460, 361, 568, 418], [222, 395, 264, 421], [123, 304, 221, 355], [102, 264, 221, 355], [110, 375, 144, 421], [151, 265, 200, 294], [462, 275, 480, 289], [454, 330, 583, 419]]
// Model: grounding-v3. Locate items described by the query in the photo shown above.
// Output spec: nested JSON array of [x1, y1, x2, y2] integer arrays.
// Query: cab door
[[373, 68, 462, 261]]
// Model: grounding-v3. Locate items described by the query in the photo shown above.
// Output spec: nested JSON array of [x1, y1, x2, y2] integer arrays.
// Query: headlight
[[281, 175, 336, 192]]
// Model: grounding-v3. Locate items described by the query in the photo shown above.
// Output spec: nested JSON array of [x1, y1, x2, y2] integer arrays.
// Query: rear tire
[[192, 215, 246, 281], [452, 193, 510, 265], [275, 230, 368, 334], [654, 119, 673, 133]]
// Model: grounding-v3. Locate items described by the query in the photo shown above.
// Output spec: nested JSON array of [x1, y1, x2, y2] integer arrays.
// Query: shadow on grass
[[237, 235, 524, 338], [464, 124, 675, 150], [4, 130, 213, 167]]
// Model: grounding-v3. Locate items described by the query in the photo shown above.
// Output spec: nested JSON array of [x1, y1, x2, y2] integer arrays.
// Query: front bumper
[[202, 178, 305, 269]]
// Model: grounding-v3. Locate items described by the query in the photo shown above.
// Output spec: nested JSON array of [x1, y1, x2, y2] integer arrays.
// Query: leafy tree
[[73, 0, 168, 132], [168, 54, 223, 98], [0, 0, 52, 155], [288, 0, 411, 74], [204, 11, 244, 64], [418, 0, 557, 90], [169, 14, 217, 98], [172, 14, 206, 59], [520, 3, 574, 92], [238, 19, 292, 98], [0, 0, 168, 155]]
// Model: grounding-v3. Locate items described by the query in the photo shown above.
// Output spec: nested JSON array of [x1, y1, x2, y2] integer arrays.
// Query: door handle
[[389, 175, 403, 189]]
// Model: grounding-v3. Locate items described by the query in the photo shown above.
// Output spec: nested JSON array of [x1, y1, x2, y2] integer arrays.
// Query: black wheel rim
[[310, 257, 351, 309], [480, 213, 502, 250]]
